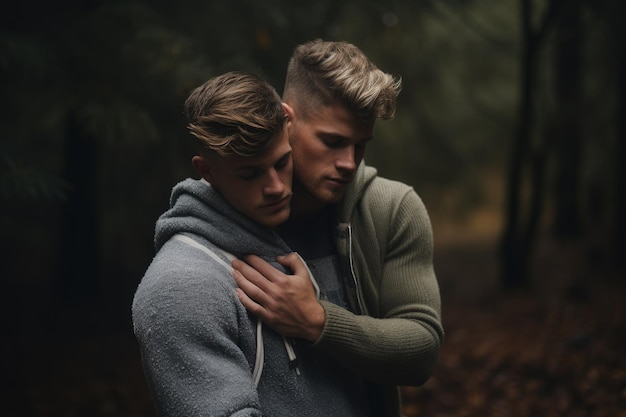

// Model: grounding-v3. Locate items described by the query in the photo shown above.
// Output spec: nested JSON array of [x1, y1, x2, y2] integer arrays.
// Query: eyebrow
[[320, 133, 374, 145], [320, 131, 374, 144]]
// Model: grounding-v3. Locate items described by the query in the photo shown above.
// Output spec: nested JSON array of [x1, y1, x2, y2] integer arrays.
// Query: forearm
[[314, 300, 442, 386], [319, 183, 444, 385]]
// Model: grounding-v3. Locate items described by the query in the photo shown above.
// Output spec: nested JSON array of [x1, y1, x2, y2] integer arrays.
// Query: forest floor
[[402, 239, 626, 417], [3, 236, 625, 417]]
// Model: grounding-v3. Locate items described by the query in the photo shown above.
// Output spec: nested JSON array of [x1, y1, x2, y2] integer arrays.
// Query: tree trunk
[[499, 0, 536, 290], [552, 0, 583, 238], [614, 53, 626, 267]]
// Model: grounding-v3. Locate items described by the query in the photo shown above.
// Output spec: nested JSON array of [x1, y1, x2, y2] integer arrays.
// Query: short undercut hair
[[283, 39, 402, 122]]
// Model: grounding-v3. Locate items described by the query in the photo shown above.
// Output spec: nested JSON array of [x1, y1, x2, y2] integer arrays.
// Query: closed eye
[[321, 136, 345, 148], [238, 169, 259, 180], [275, 153, 292, 170]]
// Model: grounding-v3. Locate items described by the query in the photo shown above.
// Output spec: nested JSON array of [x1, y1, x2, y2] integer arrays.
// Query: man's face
[[286, 102, 374, 213], [199, 129, 293, 228]]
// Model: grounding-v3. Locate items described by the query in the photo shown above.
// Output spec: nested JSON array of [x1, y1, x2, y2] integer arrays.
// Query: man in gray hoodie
[[132, 71, 375, 416]]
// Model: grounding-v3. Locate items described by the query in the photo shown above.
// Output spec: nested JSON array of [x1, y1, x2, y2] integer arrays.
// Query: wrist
[[306, 302, 325, 342]]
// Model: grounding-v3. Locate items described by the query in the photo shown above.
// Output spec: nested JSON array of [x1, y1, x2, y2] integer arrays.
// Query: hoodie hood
[[336, 162, 377, 223], [155, 178, 292, 257]]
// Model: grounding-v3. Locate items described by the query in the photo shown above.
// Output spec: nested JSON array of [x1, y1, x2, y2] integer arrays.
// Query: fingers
[[231, 253, 325, 341], [240, 254, 287, 282], [234, 287, 261, 314], [231, 256, 284, 312], [232, 268, 267, 305], [276, 253, 307, 276], [232, 258, 260, 281], [233, 267, 284, 326]]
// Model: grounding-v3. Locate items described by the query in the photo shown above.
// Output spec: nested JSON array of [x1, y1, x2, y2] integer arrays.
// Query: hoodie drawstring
[[283, 337, 300, 375], [252, 319, 265, 387], [253, 253, 319, 386], [252, 320, 300, 388], [173, 234, 311, 387]]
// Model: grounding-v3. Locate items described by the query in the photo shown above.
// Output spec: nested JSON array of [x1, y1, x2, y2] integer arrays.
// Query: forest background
[[1, 0, 625, 416]]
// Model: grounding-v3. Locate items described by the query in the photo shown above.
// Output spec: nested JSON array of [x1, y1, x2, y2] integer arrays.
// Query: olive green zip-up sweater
[[314, 163, 444, 416]]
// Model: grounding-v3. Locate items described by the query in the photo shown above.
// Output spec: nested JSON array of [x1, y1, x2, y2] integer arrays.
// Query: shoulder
[[366, 175, 413, 199], [360, 175, 428, 220], [350, 174, 433, 257], [132, 236, 239, 331]]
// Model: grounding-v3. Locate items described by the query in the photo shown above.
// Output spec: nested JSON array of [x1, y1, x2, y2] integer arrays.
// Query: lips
[[326, 176, 351, 187], [261, 194, 292, 209]]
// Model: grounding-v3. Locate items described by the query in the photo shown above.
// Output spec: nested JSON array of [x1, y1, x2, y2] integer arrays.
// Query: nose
[[336, 146, 357, 172], [263, 169, 285, 195]]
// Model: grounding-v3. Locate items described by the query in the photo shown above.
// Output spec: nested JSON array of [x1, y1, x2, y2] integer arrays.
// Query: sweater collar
[[336, 162, 377, 223]]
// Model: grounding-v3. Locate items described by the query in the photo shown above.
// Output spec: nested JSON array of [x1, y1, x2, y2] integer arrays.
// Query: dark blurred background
[[1, 0, 624, 416]]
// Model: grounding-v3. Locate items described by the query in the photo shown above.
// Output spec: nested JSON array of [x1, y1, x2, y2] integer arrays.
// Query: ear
[[192, 155, 215, 182], [282, 102, 294, 122]]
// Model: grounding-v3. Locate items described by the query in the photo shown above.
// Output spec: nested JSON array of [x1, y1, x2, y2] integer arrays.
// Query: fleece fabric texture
[[132, 179, 373, 417]]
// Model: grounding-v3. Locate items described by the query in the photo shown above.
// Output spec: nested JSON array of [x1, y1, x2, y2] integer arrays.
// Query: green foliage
[[1, 0, 622, 295], [349, 0, 520, 199], [0, 152, 68, 203]]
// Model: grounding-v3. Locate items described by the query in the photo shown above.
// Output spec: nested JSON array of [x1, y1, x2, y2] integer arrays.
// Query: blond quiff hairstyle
[[283, 40, 401, 122], [185, 72, 286, 157]]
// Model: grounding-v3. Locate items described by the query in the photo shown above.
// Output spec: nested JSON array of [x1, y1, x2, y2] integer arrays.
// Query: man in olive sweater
[[233, 40, 444, 416]]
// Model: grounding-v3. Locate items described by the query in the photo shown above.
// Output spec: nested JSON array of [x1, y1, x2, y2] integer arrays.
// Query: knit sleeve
[[315, 183, 444, 386]]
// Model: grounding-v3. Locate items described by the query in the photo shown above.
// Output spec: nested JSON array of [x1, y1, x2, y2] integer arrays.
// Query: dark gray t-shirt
[[278, 206, 350, 308], [278, 207, 385, 417]]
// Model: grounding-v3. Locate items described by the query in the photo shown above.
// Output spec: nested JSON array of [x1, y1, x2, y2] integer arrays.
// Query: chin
[[261, 211, 291, 228], [320, 189, 345, 205]]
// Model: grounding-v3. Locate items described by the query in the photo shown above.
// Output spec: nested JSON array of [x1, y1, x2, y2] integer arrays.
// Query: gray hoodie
[[132, 179, 371, 417]]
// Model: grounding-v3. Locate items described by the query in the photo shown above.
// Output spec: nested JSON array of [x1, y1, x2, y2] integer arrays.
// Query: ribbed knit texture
[[315, 164, 444, 416]]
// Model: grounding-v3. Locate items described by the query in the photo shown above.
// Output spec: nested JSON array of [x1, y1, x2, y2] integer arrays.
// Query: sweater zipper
[[346, 224, 366, 315]]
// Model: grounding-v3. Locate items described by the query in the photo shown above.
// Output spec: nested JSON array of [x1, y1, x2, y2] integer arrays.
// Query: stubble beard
[[308, 178, 346, 207], [290, 174, 342, 216]]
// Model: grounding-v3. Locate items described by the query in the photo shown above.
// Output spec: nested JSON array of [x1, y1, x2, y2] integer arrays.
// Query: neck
[[290, 181, 325, 218]]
